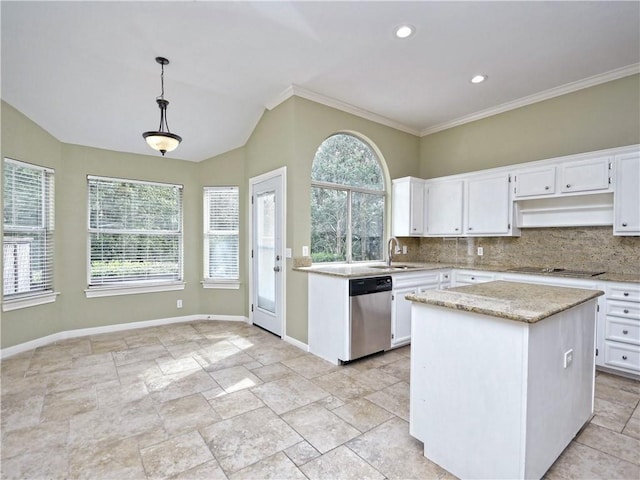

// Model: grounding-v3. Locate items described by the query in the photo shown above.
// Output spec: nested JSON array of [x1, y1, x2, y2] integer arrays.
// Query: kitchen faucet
[[387, 236, 399, 266]]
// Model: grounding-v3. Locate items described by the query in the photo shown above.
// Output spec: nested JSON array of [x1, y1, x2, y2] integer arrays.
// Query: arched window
[[311, 133, 386, 263]]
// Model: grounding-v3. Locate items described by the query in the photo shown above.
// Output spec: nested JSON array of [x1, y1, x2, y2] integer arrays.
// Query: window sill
[[3, 291, 60, 312], [85, 282, 186, 298], [202, 281, 240, 290]]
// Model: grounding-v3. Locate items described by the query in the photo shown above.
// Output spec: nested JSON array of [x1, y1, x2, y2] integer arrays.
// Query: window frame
[[310, 133, 387, 264], [203, 186, 240, 289], [85, 175, 185, 298], [2, 157, 58, 311]]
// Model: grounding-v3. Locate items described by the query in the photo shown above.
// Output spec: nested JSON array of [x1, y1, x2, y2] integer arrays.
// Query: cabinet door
[[425, 181, 463, 235], [513, 167, 556, 198], [560, 157, 611, 193], [392, 178, 424, 236], [391, 286, 416, 347], [614, 152, 640, 235], [465, 173, 511, 235]]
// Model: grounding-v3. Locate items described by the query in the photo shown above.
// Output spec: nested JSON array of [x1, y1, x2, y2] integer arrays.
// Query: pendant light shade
[[143, 57, 182, 156]]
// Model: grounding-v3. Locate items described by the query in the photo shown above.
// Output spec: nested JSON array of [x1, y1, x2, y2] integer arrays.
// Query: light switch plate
[[302, 245, 309, 256], [285, 248, 292, 258]]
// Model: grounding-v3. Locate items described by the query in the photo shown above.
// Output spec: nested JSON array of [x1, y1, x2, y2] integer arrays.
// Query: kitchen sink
[[370, 264, 421, 270]]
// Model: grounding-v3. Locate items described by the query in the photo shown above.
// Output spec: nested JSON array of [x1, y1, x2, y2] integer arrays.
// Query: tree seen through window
[[310, 134, 385, 263]]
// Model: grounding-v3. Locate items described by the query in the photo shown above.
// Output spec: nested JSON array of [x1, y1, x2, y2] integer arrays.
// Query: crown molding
[[420, 63, 640, 136], [265, 64, 640, 139], [265, 84, 422, 136]]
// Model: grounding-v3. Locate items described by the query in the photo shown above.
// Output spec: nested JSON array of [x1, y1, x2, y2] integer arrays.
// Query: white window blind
[[88, 176, 183, 286], [204, 186, 239, 281], [3, 158, 55, 298]]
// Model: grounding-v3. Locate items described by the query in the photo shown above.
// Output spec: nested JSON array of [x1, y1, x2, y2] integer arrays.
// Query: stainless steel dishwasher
[[347, 276, 392, 362]]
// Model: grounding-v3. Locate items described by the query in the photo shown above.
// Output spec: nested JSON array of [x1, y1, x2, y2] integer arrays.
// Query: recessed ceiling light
[[471, 75, 488, 84], [394, 24, 415, 39]]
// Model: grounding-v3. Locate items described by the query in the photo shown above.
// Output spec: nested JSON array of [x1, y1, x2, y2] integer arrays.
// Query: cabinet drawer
[[454, 272, 495, 285], [606, 300, 640, 320], [604, 341, 640, 372], [605, 317, 640, 345], [607, 285, 640, 303]]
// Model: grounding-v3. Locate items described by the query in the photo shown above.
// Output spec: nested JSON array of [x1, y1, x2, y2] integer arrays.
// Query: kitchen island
[[407, 281, 603, 480]]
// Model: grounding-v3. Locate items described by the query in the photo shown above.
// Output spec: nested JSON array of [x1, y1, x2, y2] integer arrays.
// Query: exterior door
[[251, 170, 285, 336]]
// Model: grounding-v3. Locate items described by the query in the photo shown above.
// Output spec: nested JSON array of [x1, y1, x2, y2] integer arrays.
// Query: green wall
[[1, 101, 250, 348], [243, 96, 420, 343], [2, 73, 638, 349], [419, 74, 640, 178], [197, 147, 248, 317]]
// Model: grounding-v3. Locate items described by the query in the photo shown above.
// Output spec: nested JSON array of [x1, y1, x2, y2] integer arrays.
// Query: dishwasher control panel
[[349, 276, 393, 296]]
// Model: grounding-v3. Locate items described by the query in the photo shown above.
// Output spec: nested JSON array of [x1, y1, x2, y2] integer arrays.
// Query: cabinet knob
[[455, 228, 459, 231], [624, 292, 630, 297], [566, 184, 571, 188], [622, 355, 628, 361], [624, 309, 629, 314], [623, 330, 629, 335], [622, 223, 628, 227], [468, 227, 473, 231], [544, 186, 550, 190], [471, 277, 476, 281]]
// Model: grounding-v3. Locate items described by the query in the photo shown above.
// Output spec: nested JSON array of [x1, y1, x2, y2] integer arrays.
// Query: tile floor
[[1, 320, 638, 479]]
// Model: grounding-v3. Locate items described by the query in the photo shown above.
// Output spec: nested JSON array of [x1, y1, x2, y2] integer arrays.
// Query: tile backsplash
[[396, 227, 640, 275]]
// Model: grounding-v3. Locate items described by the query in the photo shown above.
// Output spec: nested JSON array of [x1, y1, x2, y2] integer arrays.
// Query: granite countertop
[[406, 280, 604, 323], [294, 262, 450, 278], [294, 261, 640, 283]]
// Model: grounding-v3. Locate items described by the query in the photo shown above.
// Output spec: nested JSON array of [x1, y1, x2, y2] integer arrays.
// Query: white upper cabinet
[[559, 156, 611, 194], [614, 152, 640, 236], [513, 167, 556, 198], [465, 173, 514, 235], [392, 177, 425, 236], [425, 180, 463, 235]]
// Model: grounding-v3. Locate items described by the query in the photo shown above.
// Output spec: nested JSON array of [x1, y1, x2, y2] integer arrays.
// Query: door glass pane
[[256, 191, 275, 312], [351, 192, 384, 261], [310, 186, 348, 262]]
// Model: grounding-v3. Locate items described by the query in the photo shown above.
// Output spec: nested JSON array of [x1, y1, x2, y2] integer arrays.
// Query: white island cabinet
[[408, 281, 603, 480]]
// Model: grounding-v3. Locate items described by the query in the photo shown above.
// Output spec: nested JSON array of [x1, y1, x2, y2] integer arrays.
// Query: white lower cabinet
[[391, 271, 445, 348], [603, 282, 640, 374]]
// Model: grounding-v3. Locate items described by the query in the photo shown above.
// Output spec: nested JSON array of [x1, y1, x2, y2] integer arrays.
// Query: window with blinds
[[88, 176, 183, 286], [3, 158, 55, 298], [204, 186, 239, 282]]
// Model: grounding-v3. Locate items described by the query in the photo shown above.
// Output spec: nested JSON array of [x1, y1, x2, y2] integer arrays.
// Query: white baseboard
[[284, 334, 309, 352], [0, 314, 249, 359]]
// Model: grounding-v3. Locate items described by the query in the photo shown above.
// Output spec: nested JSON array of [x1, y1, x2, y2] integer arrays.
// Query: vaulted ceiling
[[2, 1, 639, 162]]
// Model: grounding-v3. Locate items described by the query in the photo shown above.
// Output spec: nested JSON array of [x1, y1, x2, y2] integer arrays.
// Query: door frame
[[248, 167, 287, 337]]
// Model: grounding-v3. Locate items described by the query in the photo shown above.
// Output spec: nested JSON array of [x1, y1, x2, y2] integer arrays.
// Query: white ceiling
[[2, 1, 639, 162]]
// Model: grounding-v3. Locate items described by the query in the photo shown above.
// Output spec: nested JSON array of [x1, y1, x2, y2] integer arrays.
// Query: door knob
[[273, 266, 280, 272]]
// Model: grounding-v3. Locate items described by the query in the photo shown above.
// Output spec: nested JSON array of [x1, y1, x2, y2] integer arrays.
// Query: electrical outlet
[[563, 349, 574, 368], [402, 245, 408, 254], [177, 299, 183, 309], [477, 247, 484, 256], [302, 245, 309, 256]]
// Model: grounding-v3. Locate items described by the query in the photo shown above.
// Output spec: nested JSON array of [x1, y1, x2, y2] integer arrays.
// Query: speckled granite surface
[[406, 280, 604, 323], [294, 261, 640, 283], [294, 262, 449, 278]]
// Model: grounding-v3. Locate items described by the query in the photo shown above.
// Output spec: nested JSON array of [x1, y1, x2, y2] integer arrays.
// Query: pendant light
[[143, 57, 182, 156]]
